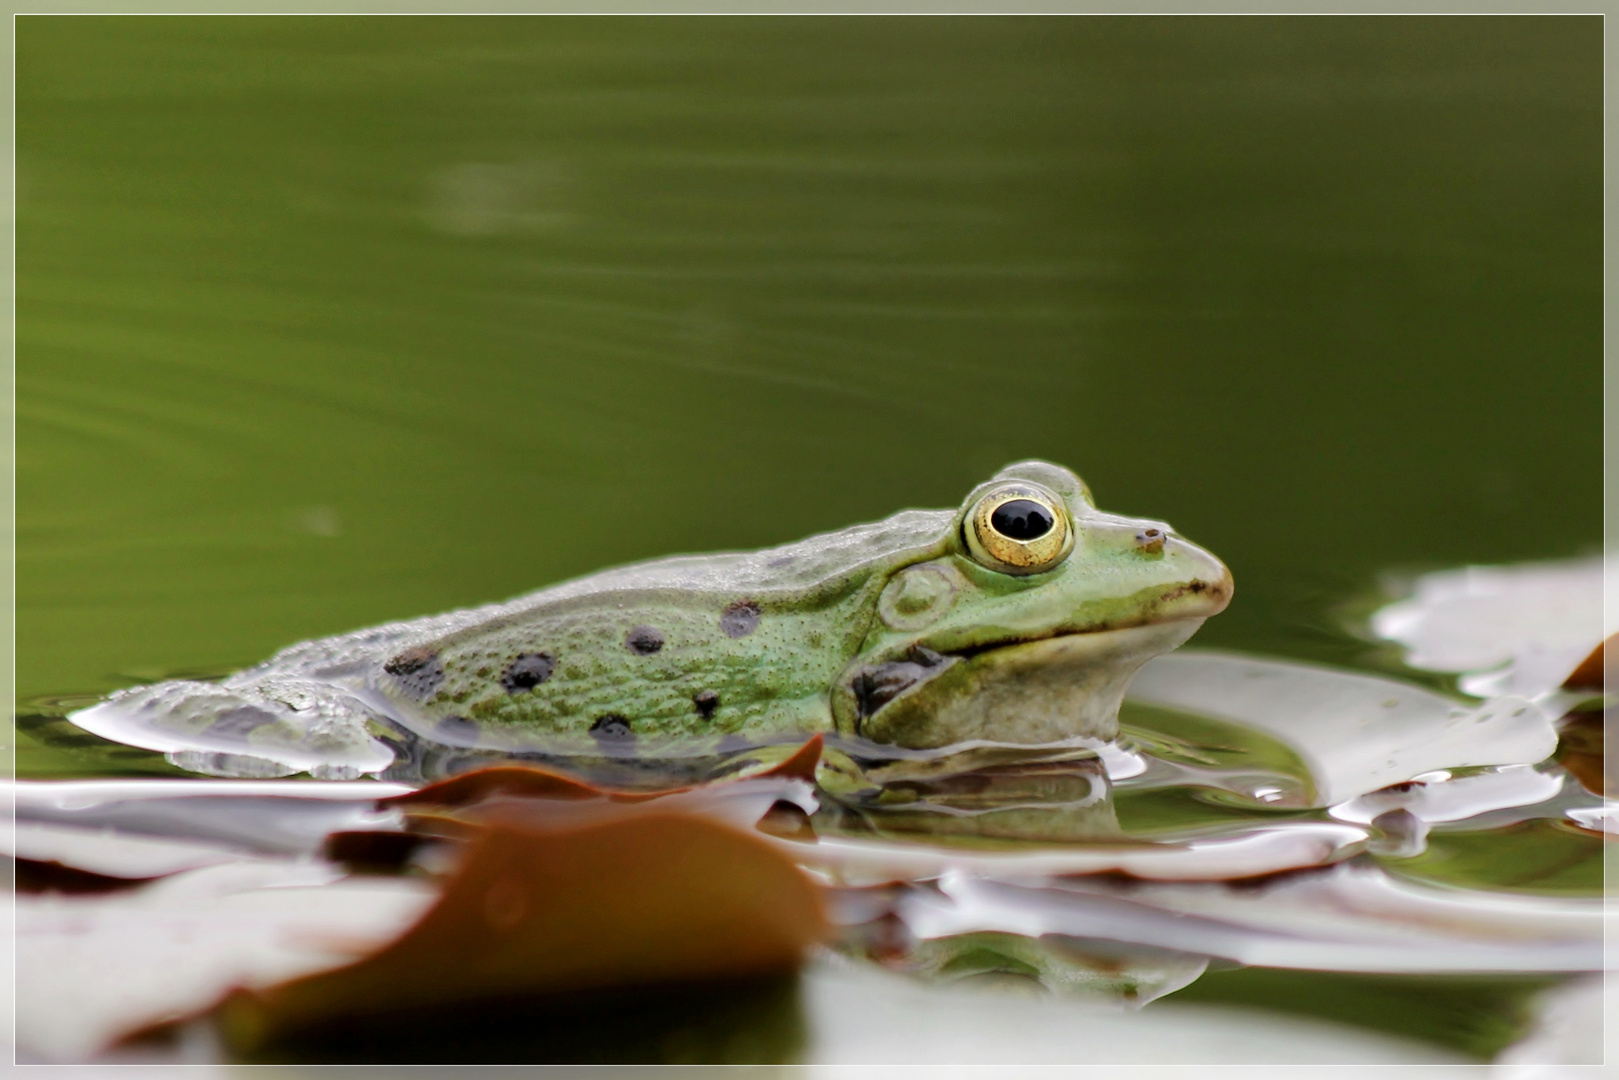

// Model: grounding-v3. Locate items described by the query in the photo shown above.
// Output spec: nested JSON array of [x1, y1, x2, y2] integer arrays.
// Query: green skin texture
[[419, 581, 879, 739], [72, 461, 1232, 771], [382, 461, 1232, 747]]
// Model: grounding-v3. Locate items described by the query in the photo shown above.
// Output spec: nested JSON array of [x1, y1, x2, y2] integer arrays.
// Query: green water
[[18, 17, 1600, 728], [14, 20, 1605, 1064]]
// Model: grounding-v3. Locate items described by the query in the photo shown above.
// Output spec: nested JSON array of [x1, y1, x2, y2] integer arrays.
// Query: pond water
[[13, 15, 1605, 1068], [17, 17, 1600, 713]]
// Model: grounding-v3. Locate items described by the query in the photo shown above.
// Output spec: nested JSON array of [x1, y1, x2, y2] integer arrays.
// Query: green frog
[[70, 461, 1230, 779]]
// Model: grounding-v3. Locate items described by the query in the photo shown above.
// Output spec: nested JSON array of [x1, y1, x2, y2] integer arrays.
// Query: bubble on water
[[425, 161, 576, 238]]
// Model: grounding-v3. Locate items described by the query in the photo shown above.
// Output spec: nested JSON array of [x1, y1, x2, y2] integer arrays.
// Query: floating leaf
[[1328, 765, 1565, 828], [13, 778, 411, 856], [1369, 558, 1605, 698], [17, 862, 435, 1061], [10, 818, 266, 881], [787, 821, 1367, 887], [1127, 651, 1556, 805]]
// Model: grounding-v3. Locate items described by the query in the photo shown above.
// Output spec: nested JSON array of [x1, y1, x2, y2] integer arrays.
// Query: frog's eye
[[965, 484, 1073, 575]]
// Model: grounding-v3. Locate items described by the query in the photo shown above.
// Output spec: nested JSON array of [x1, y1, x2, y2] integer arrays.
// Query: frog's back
[[71, 509, 951, 778], [256, 509, 950, 675]]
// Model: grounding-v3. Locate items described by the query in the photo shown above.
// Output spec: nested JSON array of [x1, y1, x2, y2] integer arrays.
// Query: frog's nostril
[[1135, 528, 1166, 555]]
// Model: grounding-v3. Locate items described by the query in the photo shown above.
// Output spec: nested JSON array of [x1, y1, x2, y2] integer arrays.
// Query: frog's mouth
[[832, 562, 1233, 750], [832, 617, 1214, 752]]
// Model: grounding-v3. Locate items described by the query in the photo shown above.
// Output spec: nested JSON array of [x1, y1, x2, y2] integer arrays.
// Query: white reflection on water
[[900, 866, 1601, 975]]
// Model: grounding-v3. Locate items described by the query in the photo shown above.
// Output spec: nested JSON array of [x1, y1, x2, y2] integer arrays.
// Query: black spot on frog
[[501, 652, 556, 694], [384, 648, 445, 699], [590, 713, 633, 739], [720, 600, 761, 638], [693, 689, 720, 720], [625, 626, 665, 655]]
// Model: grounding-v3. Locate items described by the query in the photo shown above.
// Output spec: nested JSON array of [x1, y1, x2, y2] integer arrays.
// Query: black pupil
[[991, 499, 1054, 541]]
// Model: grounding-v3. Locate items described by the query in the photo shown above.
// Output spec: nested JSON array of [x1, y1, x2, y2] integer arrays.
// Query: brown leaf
[[756, 801, 818, 842], [321, 830, 436, 873], [1556, 711, 1607, 796], [379, 764, 652, 808], [215, 809, 828, 1055], [756, 734, 823, 783], [13, 856, 157, 895], [1563, 634, 1612, 691]]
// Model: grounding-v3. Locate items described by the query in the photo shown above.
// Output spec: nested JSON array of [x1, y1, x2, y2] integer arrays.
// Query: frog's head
[[831, 461, 1231, 750]]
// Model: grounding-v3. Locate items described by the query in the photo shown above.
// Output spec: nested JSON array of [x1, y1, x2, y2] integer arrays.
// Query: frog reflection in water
[[72, 461, 1231, 779]]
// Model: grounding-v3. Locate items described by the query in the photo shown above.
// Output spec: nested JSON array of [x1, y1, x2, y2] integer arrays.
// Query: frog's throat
[[831, 618, 1205, 751]]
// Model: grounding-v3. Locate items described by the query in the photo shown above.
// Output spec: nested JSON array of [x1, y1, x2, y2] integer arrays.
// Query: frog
[[69, 461, 1231, 780]]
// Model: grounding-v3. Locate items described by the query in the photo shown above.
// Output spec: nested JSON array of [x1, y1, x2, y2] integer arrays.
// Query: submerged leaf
[[1382, 819, 1605, 897], [215, 811, 829, 1056], [1167, 968, 1562, 1060], [873, 930, 1208, 1007]]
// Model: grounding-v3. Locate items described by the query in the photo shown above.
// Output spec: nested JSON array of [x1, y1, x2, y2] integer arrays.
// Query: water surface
[[18, 19, 1600, 760]]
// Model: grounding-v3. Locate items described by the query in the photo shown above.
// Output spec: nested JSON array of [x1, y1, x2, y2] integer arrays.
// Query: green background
[[17, 16, 1601, 711]]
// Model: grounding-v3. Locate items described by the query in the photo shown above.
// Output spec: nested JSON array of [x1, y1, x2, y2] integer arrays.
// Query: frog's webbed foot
[[68, 675, 399, 780]]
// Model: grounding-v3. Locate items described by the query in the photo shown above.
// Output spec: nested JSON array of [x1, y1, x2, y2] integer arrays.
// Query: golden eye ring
[[964, 483, 1072, 575]]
